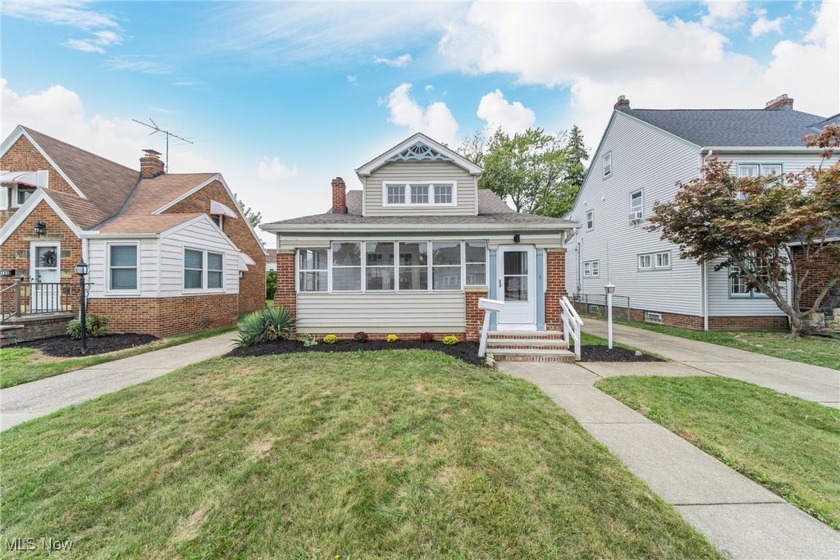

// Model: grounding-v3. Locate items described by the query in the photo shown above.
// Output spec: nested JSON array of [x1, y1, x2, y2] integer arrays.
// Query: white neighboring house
[[566, 95, 838, 331]]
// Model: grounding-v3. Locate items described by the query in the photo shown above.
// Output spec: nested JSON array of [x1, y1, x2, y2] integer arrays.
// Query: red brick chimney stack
[[765, 94, 794, 110], [614, 95, 630, 110], [140, 149, 165, 178], [331, 177, 347, 214]]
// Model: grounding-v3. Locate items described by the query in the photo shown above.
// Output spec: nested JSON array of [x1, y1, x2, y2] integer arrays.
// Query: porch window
[[298, 249, 328, 292], [398, 242, 428, 290], [365, 242, 395, 290], [431, 242, 461, 290], [465, 241, 487, 286], [108, 244, 138, 290], [332, 242, 361, 291], [207, 252, 224, 289], [184, 249, 204, 289]]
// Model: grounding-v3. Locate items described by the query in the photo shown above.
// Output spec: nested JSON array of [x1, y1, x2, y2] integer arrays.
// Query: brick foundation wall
[[793, 243, 840, 310], [0, 136, 76, 227], [163, 180, 266, 316], [0, 314, 74, 345], [707, 315, 788, 331], [465, 288, 488, 342], [576, 301, 788, 331], [627, 307, 705, 330], [274, 251, 296, 323], [0, 201, 83, 313], [88, 294, 239, 338], [302, 332, 467, 342], [544, 250, 567, 330]]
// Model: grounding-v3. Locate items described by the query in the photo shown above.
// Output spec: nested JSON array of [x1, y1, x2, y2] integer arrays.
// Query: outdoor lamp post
[[604, 283, 616, 350], [75, 260, 89, 355]]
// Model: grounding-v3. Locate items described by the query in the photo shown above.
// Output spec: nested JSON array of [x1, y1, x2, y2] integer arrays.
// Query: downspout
[[701, 149, 713, 331]]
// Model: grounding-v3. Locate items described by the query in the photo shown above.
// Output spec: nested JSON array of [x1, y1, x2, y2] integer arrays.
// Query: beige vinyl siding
[[158, 219, 239, 297], [87, 238, 158, 298], [364, 161, 476, 216], [296, 292, 465, 333], [566, 112, 703, 316]]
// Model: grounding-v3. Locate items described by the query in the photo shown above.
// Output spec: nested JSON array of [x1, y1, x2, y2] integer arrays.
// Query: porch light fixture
[[33, 221, 47, 236], [75, 260, 89, 355], [513, 234, 521, 244], [604, 283, 616, 349]]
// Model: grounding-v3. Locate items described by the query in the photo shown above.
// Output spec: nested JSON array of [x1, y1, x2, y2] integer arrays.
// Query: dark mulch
[[581, 345, 663, 362], [12, 333, 159, 357], [228, 339, 487, 367]]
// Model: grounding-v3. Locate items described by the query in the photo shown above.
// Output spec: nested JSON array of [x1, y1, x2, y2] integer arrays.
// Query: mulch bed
[[11, 333, 159, 357], [581, 345, 663, 362], [228, 339, 487, 367], [227, 339, 662, 366]]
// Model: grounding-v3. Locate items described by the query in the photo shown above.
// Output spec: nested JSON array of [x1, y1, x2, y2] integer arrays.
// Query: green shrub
[[266, 269, 277, 300], [442, 335, 459, 345], [323, 334, 337, 344], [236, 306, 294, 348], [67, 314, 110, 339], [297, 333, 318, 347]]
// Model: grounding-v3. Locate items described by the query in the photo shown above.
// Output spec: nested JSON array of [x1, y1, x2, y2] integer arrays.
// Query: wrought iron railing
[[1, 280, 79, 322]]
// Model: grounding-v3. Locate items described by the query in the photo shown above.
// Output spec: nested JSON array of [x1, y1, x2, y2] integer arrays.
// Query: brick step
[[487, 338, 570, 350], [488, 330, 565, 340], [489, 347, 577, 363]]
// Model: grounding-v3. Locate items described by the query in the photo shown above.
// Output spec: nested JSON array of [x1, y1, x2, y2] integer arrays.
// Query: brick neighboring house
[[0, 125, 265, 342], [261, 133, 579, 361]]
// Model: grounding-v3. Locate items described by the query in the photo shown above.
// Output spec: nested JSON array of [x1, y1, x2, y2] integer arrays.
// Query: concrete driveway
[[0, 331, 238, 431], [583, 319, 840, 408]]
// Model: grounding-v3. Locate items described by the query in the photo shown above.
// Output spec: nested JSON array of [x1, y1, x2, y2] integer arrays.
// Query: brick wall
[[465, 288, 488, 342], [0, 136, 76, 227], [0, 314, 74, 346], [793, 243, 840, 311], [544, 249, 567, 330], [274, 251, 296, 323], [0, 201, 83, 313], [707, 315, 788, 331], [627, 308, 705, 330], [163, 180, 266, 316], [88, 293, 239, 338]]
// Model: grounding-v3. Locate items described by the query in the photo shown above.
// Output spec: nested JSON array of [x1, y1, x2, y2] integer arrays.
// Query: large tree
[[458, 126, 587, 218], [648, 125, 840, 336]]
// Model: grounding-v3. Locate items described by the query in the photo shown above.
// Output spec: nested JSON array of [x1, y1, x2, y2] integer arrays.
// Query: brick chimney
[[765, 94, 794, 111], [140, 149, 165, 178], [614, 95, 630, 110], [331, 177, 347, 214]]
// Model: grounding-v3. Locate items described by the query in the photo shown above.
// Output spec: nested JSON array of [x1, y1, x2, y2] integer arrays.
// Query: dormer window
[[212, 214, 224, 230], [383, 182, 456, 207]]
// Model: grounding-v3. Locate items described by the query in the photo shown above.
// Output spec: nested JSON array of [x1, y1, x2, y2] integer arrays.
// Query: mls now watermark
[[5, 537, 74, 552]]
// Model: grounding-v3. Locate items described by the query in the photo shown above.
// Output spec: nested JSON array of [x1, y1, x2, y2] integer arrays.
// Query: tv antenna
[[132, 118, 193, 172]]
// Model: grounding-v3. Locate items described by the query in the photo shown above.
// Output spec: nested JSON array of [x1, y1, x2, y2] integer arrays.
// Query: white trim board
[[0, 189, 84, 245]]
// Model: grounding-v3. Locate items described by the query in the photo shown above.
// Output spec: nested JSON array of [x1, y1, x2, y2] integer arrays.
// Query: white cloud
[[64, 29, 121, 54], [750, 10, 784, 38], [425, 84, 434, 93], [105, 56, 172, 75], [701, 0, 748, 27], [476, 89, 536, 135], [346, 75, 357, 84], [374, 53, 413, 68], [257, 156, 298, 180], [386, 83, 459, 146], [5, 1, 124, 53], [439, 1, 838, 157]]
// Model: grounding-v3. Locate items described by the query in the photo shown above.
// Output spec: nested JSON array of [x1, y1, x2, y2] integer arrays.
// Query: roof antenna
[[132, 118, 194, 172]]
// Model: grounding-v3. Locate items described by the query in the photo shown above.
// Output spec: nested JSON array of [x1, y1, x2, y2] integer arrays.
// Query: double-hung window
[[208, 253, 224, 289], [109, 244, 138, 291], [602, 152, 612, 178], [583, 260, 600, 278], [298, 249, 328, 292], [638, 254, 653, 270], [630, 190, 643, 219], [638, 251, 671, 271], [184, 249, 224, 290], [585, 210, 594, 231], [656, 252, 670, 268]]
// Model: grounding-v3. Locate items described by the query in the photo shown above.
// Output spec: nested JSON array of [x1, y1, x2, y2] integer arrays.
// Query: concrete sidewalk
[[1, 331, 237, 431], [500, 361, 840, 560], [584, 318, 840, 408]]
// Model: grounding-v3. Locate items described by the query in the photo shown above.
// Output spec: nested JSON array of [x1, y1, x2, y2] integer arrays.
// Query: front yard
[[1, 351, 721, 559], [598, 376, 840, 529]]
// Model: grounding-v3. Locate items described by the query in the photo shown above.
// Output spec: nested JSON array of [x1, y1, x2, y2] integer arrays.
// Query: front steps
[[486, 331, 576, 362]]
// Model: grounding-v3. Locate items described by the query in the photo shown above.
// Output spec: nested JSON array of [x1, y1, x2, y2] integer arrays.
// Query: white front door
[[497, 245, 536, 330], [30, 243, 60, 312]]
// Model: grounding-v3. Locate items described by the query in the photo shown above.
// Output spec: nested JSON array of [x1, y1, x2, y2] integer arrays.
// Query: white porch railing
[[560, 295, 584, 360], [477, 298, 505, 358]]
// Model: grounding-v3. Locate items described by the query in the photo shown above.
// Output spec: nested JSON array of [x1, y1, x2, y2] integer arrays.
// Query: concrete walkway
[[1, 332, 238, 431], [499, 361, 840, 560], [584, 318, 840, 408]]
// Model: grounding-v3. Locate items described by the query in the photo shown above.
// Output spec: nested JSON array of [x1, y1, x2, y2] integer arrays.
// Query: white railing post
[[478, 298, 505, 358], [559, 296, 583, 360]]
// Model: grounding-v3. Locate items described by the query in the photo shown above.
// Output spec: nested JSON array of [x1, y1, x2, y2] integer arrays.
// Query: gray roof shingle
[[621, 108, 831, 147]]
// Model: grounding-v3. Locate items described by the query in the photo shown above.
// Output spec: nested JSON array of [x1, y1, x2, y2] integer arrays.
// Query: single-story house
[[261, 133, 578, 360], [0, 125, 266, 342]]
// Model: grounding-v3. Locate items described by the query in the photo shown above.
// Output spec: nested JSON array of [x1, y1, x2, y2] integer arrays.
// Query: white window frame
[[729, 266, 770, 299], [297, 249, 328, 292], [183, 248, 226, 293], [397, 241, 429, 291], [207, 251, 224, 290], [211, 214, 224, 230], [583, 260, 600, 278], [638, 254, 653, 270], [106, 242, 139, 294], [655, 252, 671, 269], [0, 186, 7, 211], [330, 241, 363, 292], [431, 241, 462, 291], [585, 209, 594, 231], [630, 190, 643, 218], [602, 152, 612, 178], [464, 241, 488, 287], [365, 241, 397, 291], [382, 181, 457, 207]]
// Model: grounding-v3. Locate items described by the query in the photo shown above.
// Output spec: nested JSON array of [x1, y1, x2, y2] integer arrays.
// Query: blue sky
[[2, 1, 838, 245]]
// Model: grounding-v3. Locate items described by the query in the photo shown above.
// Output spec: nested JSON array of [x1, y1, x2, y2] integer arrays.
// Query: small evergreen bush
[[67, 314, 110, 339]]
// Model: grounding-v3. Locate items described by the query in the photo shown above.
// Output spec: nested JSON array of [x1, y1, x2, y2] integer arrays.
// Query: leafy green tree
[[648, 125, 840, 336], [266, 269, 277, 300], [459, 126, 586, 218]]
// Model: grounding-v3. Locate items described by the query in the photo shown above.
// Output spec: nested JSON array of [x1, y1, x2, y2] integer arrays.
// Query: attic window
[[602, 152, 612, 178], [386, 141, 454, 163], [383, 182, 456, 206]]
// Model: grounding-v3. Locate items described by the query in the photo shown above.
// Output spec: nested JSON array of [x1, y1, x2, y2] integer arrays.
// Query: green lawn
[[0, 325, 234, 389], [605, 317, 840, 370], [597, 376, 840, 529], [1, 351, 721, 559]]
